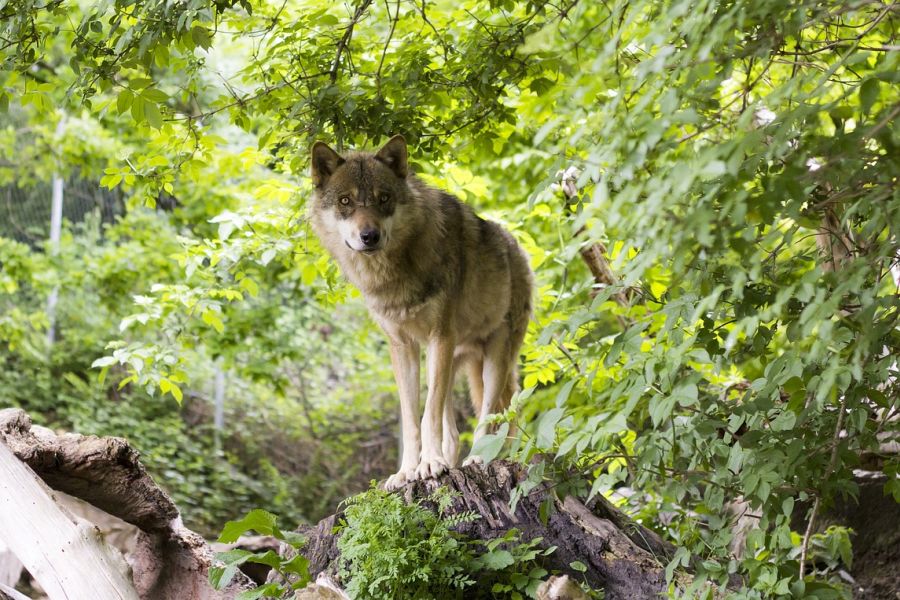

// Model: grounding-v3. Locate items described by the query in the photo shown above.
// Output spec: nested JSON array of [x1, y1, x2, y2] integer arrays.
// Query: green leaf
[[144, 101, 163, 129], [240, 277, 259, 297], [671, 382, 698, 407], [117, 89, 133, 114], [699, 160, 726, 180], [236, 584, 283, 600], [201, 309, 225, 334], [782, 497, 794, 517], [209, 549, 254, 589], [858, 78, 880, 116], [192, 26, 212, 49], [469, 422, 509, 465], [208, 564, 239, 590], [480, 549, 515, 570], [536, 407, 564, 448], [726, 442, 743, 473], [570, 560, 587, 572], [142, 88, 169, 103], [649, 394, 676, 427], [160, 378, 183, 403], [130, 95, 145, 122], [280, 554, 310, 584], [218, 509, 281, 543], [553, 379, 576, 407], [91, 356, 118, 368]]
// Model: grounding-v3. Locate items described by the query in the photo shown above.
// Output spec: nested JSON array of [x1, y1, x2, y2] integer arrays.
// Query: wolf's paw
[[461, 455, 484, 468], [414, 456, 449, 480], [383, 469, 414, 491]]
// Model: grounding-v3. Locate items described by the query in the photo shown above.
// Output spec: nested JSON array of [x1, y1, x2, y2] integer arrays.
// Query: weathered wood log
[[0, 408, 252, 600], [0, 438, 140, 599], [0, 539, 23, 589], [289, 460, 677, 599], [0, 582, 32, 600]]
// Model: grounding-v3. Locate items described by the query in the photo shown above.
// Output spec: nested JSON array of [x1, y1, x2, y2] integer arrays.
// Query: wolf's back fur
[[310, 136, 532, 487]]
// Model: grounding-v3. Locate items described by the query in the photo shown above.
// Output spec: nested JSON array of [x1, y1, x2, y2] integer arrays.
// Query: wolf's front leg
[[385, 341, 421, 491], [415, 337, 455, 480]]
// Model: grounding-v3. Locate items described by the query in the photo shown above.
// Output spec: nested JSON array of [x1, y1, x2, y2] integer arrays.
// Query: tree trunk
[[288, 460, 678, 600], [0, 408, 252, 600]]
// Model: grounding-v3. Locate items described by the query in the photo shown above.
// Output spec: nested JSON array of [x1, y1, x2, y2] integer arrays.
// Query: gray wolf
[[309, 135, 533, 489]]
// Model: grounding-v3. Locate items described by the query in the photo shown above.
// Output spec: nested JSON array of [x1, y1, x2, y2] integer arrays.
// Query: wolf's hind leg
[[441, 383, 460, 466], [465, 356, 484, 418], [463, 332, 512, 467], [441, 357, 462, 466]]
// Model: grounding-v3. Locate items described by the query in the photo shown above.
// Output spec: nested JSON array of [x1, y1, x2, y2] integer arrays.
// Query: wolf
[[309, 135, 533, 490]]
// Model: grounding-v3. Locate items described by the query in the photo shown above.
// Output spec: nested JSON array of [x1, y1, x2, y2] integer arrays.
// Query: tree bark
[[0, 408, 252, 600], [286, 460, 678, 600]]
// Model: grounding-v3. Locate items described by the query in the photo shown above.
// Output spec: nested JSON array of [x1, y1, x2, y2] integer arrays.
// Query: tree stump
[[290, 460, 677, 599]]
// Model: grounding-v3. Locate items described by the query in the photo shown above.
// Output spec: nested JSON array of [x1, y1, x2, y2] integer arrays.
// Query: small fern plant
[[337, 484, 556, 599]]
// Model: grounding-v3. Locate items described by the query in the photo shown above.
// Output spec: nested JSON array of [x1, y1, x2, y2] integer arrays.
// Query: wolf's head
[[310, 135, 410, 255]]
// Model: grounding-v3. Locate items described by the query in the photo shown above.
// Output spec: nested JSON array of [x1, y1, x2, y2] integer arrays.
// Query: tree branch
[[331, 0, 375, 84]]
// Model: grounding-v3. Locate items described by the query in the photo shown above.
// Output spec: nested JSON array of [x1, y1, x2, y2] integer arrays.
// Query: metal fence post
[[213, 362, 225, 450], [46, 117, 66, 346]]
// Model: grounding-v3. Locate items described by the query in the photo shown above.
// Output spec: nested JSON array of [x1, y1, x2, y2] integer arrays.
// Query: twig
[[167, 71, 329, 122], [554, 339, 582, 374], [799, 496, 820, 578], [799, 393, 849, 577], [330, 0, 375, 83], [776, 1, 897, 57], [375, 0, 402, 92], [863, 102, 900, 139]]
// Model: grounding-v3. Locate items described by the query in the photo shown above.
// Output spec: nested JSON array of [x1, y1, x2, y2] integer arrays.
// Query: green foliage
[[2, 0, 898, 596], [209, 509, 311, 598], [337, 485, 557, 600], [0, 199, 369, 534]]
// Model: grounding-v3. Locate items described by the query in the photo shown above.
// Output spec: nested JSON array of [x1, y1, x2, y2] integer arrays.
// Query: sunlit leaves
[[3, 0, 897, 595]]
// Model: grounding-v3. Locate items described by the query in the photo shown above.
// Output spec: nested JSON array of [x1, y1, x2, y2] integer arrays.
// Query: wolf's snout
[[360, 228, 381, 248]]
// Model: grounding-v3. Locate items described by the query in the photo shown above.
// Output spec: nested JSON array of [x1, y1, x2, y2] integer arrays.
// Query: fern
[[336, 483, 558, 599]]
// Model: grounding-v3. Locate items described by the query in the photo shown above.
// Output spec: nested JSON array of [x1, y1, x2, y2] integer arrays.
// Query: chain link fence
[[0, 176, 124, 248]]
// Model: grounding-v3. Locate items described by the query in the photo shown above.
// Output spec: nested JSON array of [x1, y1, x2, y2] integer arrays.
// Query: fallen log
[[0, 439, 139, 600], [287, 460, 677, 599], [0, 408, 252, 600]]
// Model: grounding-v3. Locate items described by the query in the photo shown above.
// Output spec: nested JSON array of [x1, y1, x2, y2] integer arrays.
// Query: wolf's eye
[[339, 196, 351, 206], [379, 193, 390, 203]]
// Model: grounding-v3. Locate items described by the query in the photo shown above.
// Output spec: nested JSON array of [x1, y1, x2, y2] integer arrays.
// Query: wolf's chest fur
[[333, 192, 506, 346]]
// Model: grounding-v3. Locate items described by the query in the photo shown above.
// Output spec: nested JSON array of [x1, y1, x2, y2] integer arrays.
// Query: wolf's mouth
[[345, 240, 382, 255]]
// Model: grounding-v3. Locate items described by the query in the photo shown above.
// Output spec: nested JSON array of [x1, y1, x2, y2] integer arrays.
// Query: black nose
[[360, 228, 381, 247]]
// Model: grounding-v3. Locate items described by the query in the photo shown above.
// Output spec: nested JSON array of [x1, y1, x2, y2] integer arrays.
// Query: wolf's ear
[[375, 135, 408, 179], [311, 142, 344, 188]]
